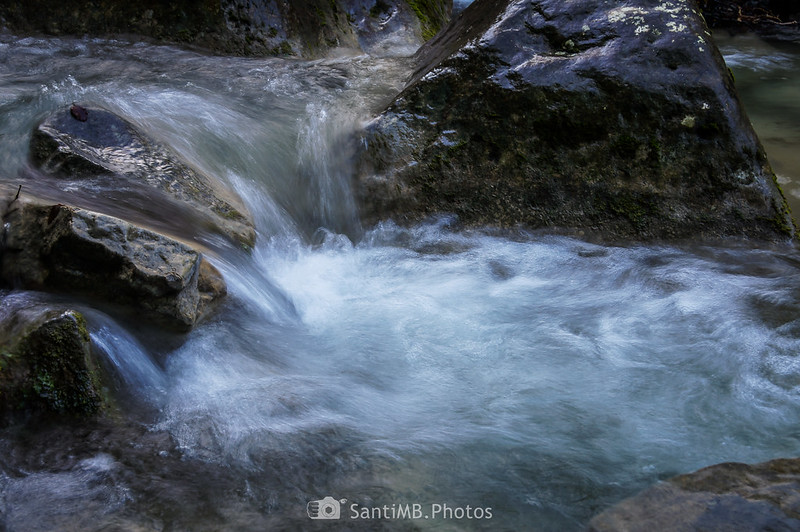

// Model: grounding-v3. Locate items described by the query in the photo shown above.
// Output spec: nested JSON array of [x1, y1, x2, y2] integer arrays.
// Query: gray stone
[[1, 189, 226, 331], [357, 0, 795, 241], [31, 105, 256, 249], [589, 458, 800, 531]]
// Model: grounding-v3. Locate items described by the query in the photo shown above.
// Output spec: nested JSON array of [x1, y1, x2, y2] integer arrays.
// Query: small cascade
[[0, 32, 799, 531]]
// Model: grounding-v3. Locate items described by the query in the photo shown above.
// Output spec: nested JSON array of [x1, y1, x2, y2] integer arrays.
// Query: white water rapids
[[0, 32, 799, 531]]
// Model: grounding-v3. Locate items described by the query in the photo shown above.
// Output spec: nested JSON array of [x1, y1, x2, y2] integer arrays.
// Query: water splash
[[2, 33, 800, 531], [88, 315, 167, 402]]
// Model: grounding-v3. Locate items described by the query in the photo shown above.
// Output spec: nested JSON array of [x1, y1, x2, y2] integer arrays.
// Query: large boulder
[[0, 0, 452, 57], [589, 457, 800, 530], [31, 104, 256, 250], [1, 188, 226, 331], [357, 0, 795, 240], [0, 303, 104, 425]]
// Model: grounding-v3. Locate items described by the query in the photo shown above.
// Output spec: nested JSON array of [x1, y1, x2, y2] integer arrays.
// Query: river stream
[[1, 29, 799, 531]]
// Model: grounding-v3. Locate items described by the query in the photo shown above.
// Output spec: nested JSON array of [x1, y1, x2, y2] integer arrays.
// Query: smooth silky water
[[1, 31, 800, 531], [716, 32, 800, 215]]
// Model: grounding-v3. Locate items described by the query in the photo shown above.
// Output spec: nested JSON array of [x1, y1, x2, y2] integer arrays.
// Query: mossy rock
[[0, 309, 104, 425], [406, 0, 451, 40], [357, 0, 795, 241]]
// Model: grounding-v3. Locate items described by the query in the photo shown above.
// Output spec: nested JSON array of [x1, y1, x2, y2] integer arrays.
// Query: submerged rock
[[0, 305, 103, 425], [1, 189, 226, 331], [358, 0, 795, 241], [589, 457, 800, 531], [0, 0, 452, 57], [30, 104, 256, 249]]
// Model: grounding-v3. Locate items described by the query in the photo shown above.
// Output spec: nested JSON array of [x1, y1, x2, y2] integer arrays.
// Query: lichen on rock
[[357, 0, 795, 241]]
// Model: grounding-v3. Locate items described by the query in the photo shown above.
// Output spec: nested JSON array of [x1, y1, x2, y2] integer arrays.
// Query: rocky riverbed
[[1, 1, 799, 530]]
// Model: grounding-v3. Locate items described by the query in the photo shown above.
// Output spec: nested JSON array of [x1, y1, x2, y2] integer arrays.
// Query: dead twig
[[737, 5, 798, 26]]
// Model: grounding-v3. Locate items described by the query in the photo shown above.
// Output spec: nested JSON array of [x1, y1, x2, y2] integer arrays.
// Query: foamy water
[[0, 32, 799, 531]]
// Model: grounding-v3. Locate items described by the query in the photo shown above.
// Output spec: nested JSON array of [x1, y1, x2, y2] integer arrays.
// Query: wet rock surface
[[0, 418, 266, 531], [0, 416, 378, 531], [0, 303, 103, 425], [589, 457, 800, 531], [343, 0, 453, 56], [0, 0, 452, 57], [1, 189, 226, 331], [30, 105, 256, 249], [357, 0, 795, 241]]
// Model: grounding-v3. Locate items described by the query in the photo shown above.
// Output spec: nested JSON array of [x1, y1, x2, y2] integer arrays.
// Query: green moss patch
[[1, 311, 104, 424], [407, 0, 449, 40]]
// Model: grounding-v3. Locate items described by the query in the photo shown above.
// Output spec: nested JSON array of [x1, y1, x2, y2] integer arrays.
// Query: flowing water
[[1, 31, 800, 531], [716, 32, 800, 215]]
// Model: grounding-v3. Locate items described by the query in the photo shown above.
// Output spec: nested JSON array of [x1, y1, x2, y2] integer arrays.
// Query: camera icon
[[307, 496, 346, 520]]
